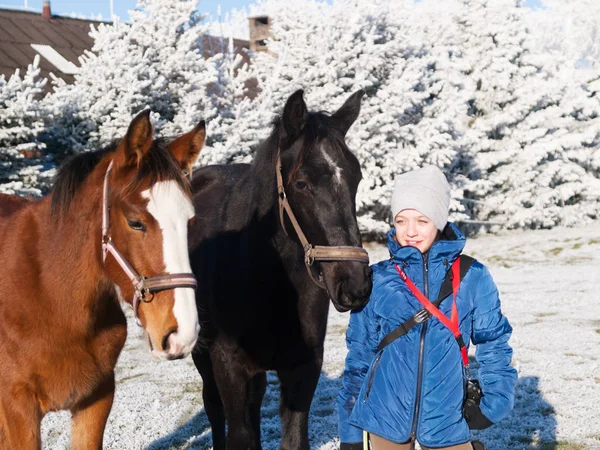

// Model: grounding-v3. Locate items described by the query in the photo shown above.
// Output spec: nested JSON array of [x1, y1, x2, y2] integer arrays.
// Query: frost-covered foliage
[[226, 0, 450, 237], [225, 0, 600, 235], [415, 0, 600, 229], [0, 56, 54, 196], [2, 0, 599, 235], [198, 36, 265, 166], [527, 0, 600, 74], [44, 0, 218, 152], [206, 7, 250, 41]]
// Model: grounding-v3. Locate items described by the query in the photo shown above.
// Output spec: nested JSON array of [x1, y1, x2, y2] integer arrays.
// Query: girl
[[337, 166, 517, 450]]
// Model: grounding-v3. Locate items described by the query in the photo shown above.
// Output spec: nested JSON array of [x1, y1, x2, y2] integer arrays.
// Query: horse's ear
[[332, 89, 364, 136], [167, 120, 206, 176], [115, 109, 153, 169], [281, 89, 308, 143]]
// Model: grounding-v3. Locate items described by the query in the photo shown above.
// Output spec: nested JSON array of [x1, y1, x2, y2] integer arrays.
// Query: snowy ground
[[40, 224, 600, 450]]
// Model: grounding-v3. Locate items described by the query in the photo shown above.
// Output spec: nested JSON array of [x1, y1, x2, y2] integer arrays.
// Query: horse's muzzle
[[323, 261, 372, 312]]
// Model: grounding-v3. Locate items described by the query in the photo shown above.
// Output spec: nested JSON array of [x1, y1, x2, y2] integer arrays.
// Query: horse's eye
[[295, 180, 308, 190], [127, 220, 146, 232]]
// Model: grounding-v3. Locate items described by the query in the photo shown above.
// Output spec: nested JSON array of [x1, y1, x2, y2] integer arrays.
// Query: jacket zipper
[[410, 253, 429, 442], [364, 351, 383, 400]]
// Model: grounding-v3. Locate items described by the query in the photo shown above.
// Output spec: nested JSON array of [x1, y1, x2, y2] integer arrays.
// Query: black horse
[[188, 89, 372, 450]]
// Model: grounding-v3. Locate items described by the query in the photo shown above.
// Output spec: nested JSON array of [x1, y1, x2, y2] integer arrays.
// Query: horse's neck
[[249, 147, 278, 218], [38, 170, 112, 314], [239, 139, 311, 277]]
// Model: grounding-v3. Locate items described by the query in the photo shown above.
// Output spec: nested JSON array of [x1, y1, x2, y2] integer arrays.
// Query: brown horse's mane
[[50, 138, 191, 220]]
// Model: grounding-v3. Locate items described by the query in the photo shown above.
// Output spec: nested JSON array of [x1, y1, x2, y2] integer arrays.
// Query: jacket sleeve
[[470, 264, 517, 424], [337, 288, 379, 444]]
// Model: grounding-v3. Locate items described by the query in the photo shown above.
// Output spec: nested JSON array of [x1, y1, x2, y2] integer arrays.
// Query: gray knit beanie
[[391, 166, 451, 231]]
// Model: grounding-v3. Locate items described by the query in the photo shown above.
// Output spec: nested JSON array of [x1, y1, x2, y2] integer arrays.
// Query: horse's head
[[105, 111, 205, 359], [278, 90, 372, 312]]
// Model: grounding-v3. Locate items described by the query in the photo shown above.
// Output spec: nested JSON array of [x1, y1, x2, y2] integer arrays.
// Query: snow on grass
[[40, 224, 600, 449]]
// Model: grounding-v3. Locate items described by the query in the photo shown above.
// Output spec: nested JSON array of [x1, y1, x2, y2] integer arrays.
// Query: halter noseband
[[275, 149, 369, 289], [101, 160, 198, 326]]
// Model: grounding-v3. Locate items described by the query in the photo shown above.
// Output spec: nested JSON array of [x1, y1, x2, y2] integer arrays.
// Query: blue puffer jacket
[[337, 224, 517, 447]]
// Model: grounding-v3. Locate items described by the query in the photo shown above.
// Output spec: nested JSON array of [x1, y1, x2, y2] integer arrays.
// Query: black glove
[[340, 443, 363, 450], [463, 398, 494, 430], [463, 379, 494, 430]]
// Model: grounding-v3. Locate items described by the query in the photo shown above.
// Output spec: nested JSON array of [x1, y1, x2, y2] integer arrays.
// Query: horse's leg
[[0, 386, 42, 450], [70, 375, 115, 450], [211, 342, 259, 450], [277, 354, 323, 450], [249, 372, 267, 449], [192, 347, 226, 450]]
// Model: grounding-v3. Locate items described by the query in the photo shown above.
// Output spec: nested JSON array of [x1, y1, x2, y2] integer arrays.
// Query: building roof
[[0, 7, 252, 89], [0, 6, 254, 101], [0, 8, 102, 86]]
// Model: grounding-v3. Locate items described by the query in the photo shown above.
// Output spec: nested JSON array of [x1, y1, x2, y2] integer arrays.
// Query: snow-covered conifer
[[45, 0, 217, 152], [0, 56, 53, 196], [428, 0, 600, 228]]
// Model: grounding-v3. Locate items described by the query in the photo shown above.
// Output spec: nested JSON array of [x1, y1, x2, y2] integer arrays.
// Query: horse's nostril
[[161, 329, 177, 352]]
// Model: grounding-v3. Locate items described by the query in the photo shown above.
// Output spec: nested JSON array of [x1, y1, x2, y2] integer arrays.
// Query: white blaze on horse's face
[[321, 145, 342, 186], [142, 181, 199, 358]]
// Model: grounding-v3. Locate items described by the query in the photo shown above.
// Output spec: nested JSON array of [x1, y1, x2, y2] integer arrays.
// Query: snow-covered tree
[[45, 0, 217, 153], [199, 35, 266, 165], [221, 0, 444, 237], [30, 0, 599, 236], [422, 0, 600, 228], [527, 0, 600, 74], [0, 56, 54, 196]]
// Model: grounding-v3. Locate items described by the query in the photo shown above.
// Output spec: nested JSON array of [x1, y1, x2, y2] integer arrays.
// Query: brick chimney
[[42, 0, 52, 19], [248, 16, 271, 52]]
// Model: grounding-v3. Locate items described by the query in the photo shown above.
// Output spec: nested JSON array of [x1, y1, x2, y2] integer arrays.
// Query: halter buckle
[[277, 185, 286, 201], [135, 276, 151, 302], [304, 245, 315, 266]]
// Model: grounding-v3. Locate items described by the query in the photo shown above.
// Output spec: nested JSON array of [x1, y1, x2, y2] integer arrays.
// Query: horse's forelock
[[117, 139, 191, 201], [287, 113, 348, 184]]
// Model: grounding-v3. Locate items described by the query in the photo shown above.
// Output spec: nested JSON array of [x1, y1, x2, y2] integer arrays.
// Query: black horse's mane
[[50, 138, 190, 219]]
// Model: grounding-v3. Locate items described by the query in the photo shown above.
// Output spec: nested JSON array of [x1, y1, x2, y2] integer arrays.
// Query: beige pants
[[370, 433, 473, 450]]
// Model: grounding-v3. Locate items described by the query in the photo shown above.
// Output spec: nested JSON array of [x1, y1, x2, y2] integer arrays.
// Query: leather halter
[[101, 160, 198, 327], [275, 149, 369, 289]]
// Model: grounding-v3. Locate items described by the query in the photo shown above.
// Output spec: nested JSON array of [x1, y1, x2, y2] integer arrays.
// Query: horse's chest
[[38, 324, 127, 412], [232, 302, 328, 369]]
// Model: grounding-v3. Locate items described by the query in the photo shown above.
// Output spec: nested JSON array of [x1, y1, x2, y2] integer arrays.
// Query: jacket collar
[[387, 222, 466, 266]]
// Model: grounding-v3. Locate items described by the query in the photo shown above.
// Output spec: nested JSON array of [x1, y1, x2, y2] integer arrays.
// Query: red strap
[[394, 258, 469, 367]]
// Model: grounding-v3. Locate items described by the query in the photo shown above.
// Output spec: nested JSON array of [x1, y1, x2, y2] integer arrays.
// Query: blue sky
[[1, 0, 545, 20], [0, 0, 254, 21], [523, 0, 543, 9]]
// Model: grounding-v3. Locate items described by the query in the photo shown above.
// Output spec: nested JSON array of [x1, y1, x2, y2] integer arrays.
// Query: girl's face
[[394, 209, 438, 253]]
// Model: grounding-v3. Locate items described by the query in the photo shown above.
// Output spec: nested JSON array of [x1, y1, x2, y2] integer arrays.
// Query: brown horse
[[0, 193, 29, 216], [0, 110, 205, 450]]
